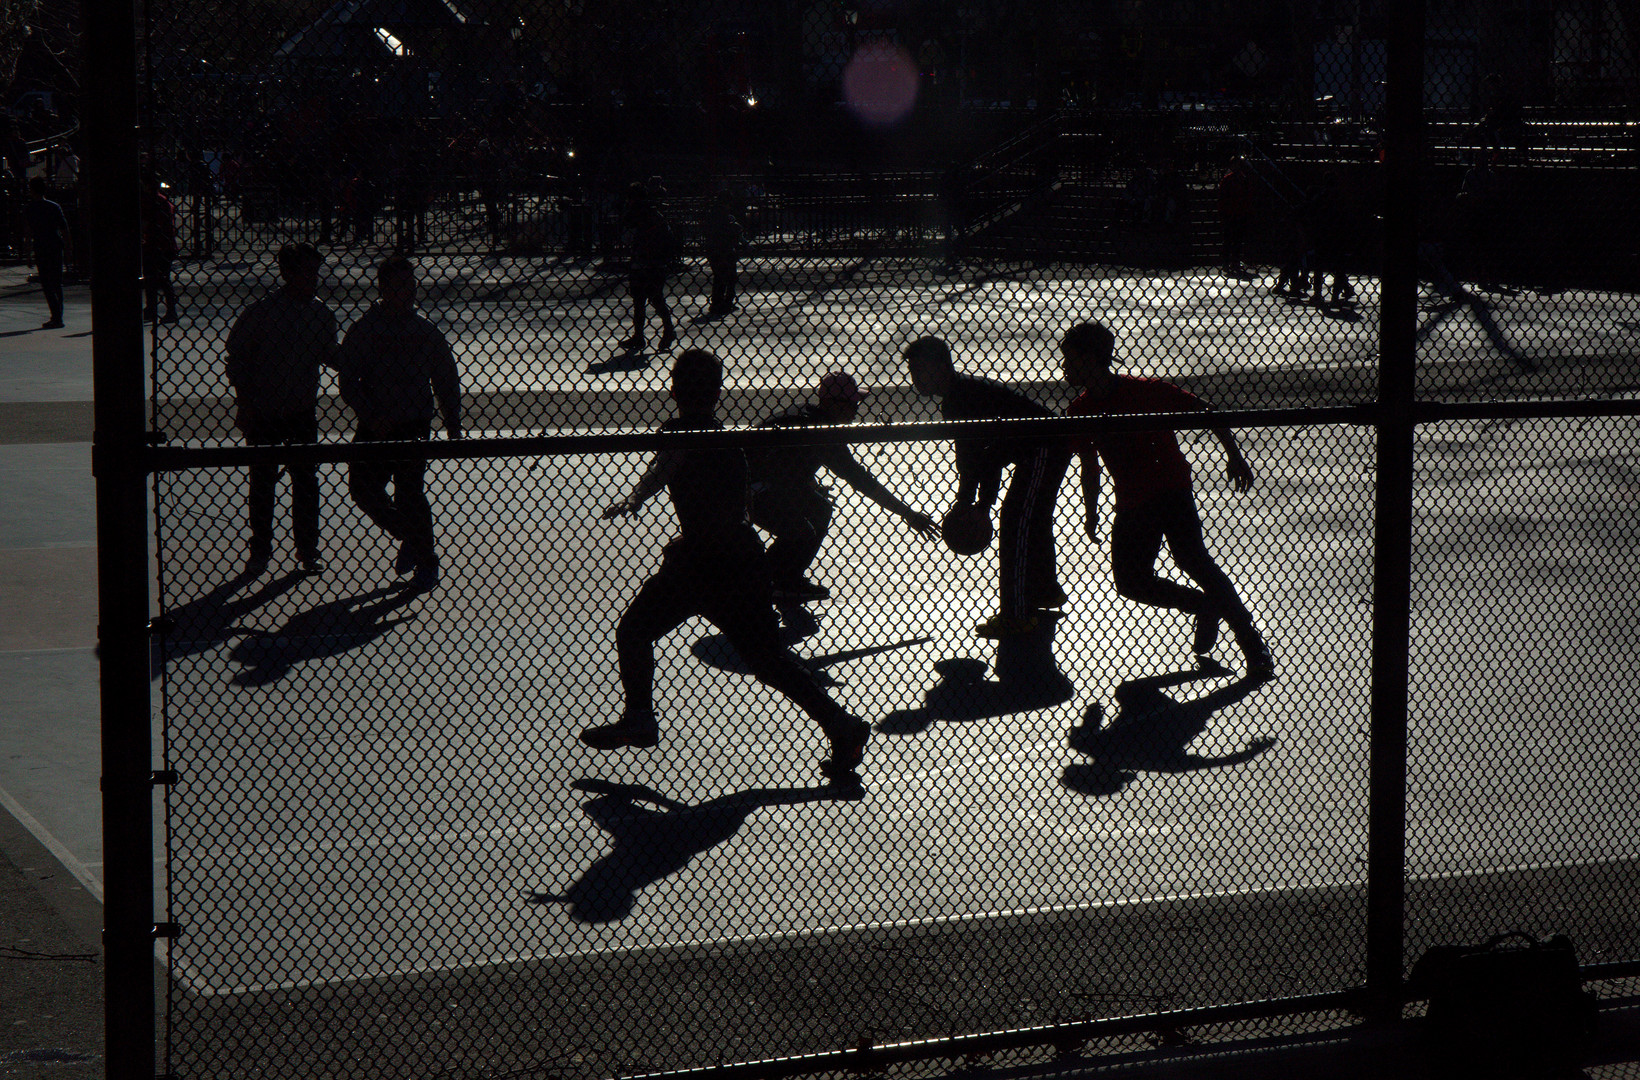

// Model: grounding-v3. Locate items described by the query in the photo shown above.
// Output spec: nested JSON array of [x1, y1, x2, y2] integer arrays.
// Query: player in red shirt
[[1060, 321, 1275, 681]]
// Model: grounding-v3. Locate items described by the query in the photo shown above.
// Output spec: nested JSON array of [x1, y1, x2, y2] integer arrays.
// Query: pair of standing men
[[224, 247, 461, 586], [906, 329, 1273, 681]]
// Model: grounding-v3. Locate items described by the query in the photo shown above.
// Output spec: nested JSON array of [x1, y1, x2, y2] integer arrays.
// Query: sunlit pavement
[[5, 257, 1640, 1077]]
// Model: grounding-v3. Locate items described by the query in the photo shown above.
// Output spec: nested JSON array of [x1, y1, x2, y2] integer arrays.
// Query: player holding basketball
[[904, 335, 1071, 639], [1059, 320, 1275, 681], [584, 349, 872, 784]]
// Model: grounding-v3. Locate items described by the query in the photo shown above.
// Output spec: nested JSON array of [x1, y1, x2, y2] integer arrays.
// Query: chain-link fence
[[73, 0, 1640, 1074]]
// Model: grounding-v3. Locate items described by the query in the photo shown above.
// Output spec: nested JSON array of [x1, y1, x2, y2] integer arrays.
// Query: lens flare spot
[[843, 43, 919, 127]]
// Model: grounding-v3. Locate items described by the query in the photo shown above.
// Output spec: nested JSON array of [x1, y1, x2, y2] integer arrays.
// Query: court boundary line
[[169, 852, 1640, 998], [0, 780, 104, 902]]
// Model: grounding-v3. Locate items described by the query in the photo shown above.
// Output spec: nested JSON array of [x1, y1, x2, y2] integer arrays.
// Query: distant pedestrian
[[1476, 73, 1527, 155], [1305, 170, 1355, 305], [588, 349, 871, 785], [617, 179, 678, 351], [904, 336, 1070, 638], [1059, 320, 1274, 681], [23, 177, 68, 330], [1417, 191, 1532, 372], [346, 167, 382, 246], [1218, 157, 1255, 275], [1455, 156, 1505, 290], [1269, 192, 1311, 299], [938, 161, 967, 272], [750, 370, 938, 601], [140, 174, 179, 323], [186, 147, 215, 256], [224, 242, 339, 573], [700, 190, 743, 318], [338, 256, 463, 589]]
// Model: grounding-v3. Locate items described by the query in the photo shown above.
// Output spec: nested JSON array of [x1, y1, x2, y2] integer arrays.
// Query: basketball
[[941, 503, 993, 555]]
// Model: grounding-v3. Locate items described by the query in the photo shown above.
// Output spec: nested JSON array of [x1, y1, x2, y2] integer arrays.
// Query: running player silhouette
[[1060, 320, 1275, 681], [585, 349, 872, 784]]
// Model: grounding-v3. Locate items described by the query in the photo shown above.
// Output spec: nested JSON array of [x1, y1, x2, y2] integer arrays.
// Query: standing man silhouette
[[617, 179, 678, 352], [140, 173, 179, 323], [1059, 320, 1274, 681], [338, 256, 462, 589], [700, 189, 743, 318], [23, 177, 68, 330], [224, 242, 338, 573], [588, 349, 871, 785], [904, 336, 1069, 638]]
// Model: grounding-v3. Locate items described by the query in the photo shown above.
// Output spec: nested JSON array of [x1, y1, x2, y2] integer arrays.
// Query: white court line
[[175, 847, 1640, 998], [173, 742, 1088, 862], [172, 874, 1369, 997], [186, 820, 571, 862], [0, 645, 102, 656], [0, 781, 103, 902]]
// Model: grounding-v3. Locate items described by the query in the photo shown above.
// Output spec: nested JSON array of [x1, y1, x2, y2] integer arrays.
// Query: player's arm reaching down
[[602, 450, 679, 519], [823, 447, 938, 538], [1079, 449, 1101, 540], [1210, 422, 1255, 492], [953, 438, 1005, 511]]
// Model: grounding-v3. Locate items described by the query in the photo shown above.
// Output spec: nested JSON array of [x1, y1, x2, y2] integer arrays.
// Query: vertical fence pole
[[1367, 0, 1425, 1026], [84, 0, 157, 1074]]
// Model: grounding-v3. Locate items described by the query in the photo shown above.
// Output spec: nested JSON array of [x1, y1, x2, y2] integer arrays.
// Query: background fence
[[56, 0, 1640, 1074]]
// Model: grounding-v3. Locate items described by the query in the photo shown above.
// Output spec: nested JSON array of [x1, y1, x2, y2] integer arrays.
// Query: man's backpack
[[1407, 932, 1598, 1079]]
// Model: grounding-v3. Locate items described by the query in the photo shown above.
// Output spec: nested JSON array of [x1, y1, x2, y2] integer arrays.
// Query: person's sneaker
[[774, 577, 830, 601], [819, 716, 870, 782], [1192, 614, 1220, 658], [1031, 584, 1069, 610], [974, 613, 1039, 639], [656, 330, 677, 351], [298, 556, 327, 576], [394, 543, 417, 576], [41, 320, 64, 330], [409, 560, 440, 591], [580, 712, 659, 750], [776, 602, 820, 638], [1244, 642, 1277, 683]]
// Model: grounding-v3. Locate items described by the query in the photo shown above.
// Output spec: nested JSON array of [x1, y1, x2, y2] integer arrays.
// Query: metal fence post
[[1367, 0, 1425, 1026], [85, 0, 157, 1073]]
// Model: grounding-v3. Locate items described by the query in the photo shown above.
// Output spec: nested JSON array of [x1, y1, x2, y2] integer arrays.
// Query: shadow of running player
[[227, 584, 421, 686], [531, 778, 850, 923], [1061, 667, 1275, 797], [878, 611, 1073, 734], [690, 630, 931, 689]]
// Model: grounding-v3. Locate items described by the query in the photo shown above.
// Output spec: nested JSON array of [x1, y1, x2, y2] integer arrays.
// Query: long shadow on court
[[877, 613, 1073, 733], [531, 778, 849, 924], [1061, 667, 1275, 797], [226, 584, 422, 687], [150, 567, 308, 679], [690, 629, 930, 689]]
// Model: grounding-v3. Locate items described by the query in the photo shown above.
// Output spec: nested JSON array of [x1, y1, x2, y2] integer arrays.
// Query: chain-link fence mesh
[[112, 0, 1640, 1074]]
